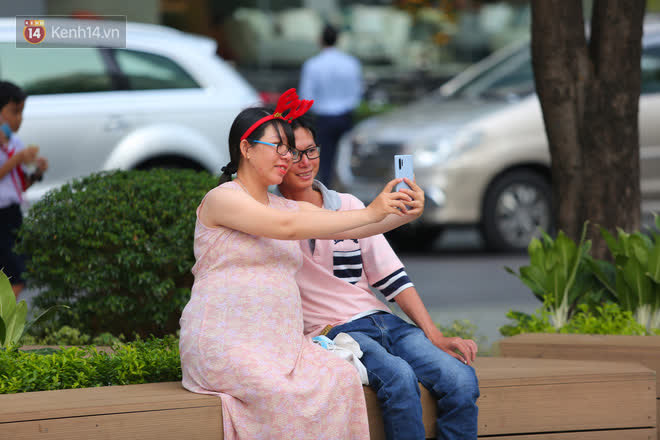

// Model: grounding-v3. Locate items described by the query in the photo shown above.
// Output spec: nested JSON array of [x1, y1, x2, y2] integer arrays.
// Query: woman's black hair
[[218, 107, 296, 185]]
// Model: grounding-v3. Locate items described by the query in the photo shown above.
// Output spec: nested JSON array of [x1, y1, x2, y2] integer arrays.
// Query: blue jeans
[[327, 312, 479, 440]]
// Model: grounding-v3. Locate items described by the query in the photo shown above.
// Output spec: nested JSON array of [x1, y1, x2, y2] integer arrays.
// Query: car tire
[[481, 169, 553, 252], [385, 224, 444, 253]]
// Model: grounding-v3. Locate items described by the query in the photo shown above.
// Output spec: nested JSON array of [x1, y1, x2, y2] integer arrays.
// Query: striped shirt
[[288, 181, 414, 337]]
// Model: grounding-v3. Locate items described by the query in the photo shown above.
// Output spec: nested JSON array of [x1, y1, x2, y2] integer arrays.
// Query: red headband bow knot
[[240, 88, 314, 141]]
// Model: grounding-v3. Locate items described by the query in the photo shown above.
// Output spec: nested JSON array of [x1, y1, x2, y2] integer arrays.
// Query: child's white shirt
[[0, 136, 26, 208]]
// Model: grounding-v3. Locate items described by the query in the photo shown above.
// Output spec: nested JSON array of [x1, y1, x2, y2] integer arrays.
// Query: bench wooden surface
[[1, 357, 656, 440], [499, 333, 660, 440], [498, 333, 660, 396]]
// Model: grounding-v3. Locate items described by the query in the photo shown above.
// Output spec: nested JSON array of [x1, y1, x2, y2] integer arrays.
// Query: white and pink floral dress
[[179, 181, 369, 440]]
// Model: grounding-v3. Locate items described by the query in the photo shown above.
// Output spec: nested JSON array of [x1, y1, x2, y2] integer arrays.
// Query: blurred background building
[[4, 0, 660, 111]]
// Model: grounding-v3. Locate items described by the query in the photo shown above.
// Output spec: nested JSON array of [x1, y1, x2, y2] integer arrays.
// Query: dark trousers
[[315, 111, 353, 187], [0, 203, 26, 285]]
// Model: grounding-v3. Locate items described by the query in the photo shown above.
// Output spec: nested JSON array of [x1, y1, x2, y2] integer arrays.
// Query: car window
[[0, 43, 113, 94], [451, 39, 660, 99], [113, 49, 199, 90], [641, 45, 660, 94], [451, 46, 534, 100]]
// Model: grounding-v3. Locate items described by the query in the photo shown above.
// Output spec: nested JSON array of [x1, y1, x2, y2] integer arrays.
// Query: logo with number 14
[[23, 19, 46, 44]]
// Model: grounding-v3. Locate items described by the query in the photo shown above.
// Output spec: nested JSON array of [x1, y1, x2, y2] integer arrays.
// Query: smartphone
[[0, 123, 12, 140], [394, 154, 414, 192]]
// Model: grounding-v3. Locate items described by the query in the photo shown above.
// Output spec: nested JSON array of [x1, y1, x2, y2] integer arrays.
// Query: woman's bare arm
[[199, 179, 411, 240], [300, 178, 425, 239]]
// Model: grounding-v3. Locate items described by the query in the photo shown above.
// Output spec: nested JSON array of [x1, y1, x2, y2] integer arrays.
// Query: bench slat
[[498, 334, 660, 398], [0, 382, 217, 424], [0, 357, 656, 439], [1, 406, 221, 440], [477, 428, 657, 439]]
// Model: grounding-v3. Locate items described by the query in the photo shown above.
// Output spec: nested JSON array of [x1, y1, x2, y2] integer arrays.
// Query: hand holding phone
[[394, 155, 414, 192]]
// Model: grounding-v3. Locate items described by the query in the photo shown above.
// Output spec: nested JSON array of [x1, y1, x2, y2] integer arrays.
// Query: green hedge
[[500, 301, 655, 337], [0, 336, 181, 394], [16, 169, 218, 338]]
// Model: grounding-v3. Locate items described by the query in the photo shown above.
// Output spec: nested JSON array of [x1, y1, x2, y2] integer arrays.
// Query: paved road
[[392, 228, 539, 350], [20, 229, 539, 350]]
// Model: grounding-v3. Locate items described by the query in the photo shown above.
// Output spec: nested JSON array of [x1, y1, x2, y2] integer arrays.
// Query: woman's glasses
[[292, 146, 321, 163], [249, 139, 301, 162]]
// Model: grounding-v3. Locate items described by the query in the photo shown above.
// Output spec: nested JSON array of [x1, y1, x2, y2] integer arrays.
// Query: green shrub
[[560, 303, 647, 335], [436, 319, 487, 344], [20, 325, 125, 346], [499, 308, 555, 337], [0, 270, 65, 348], [589, 219, 660, 331], [436, 319, 490, 354], [500, 300, 650, 336], [505, 224, 611, 330], [16, 169, 218, 337], [0, 336, 181, 394]]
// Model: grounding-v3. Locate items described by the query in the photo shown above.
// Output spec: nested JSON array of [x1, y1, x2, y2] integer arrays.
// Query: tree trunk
[[531, 0, 645, 259]]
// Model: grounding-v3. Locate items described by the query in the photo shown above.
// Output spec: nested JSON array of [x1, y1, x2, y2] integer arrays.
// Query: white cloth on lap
[[312, 333, 369, 385]]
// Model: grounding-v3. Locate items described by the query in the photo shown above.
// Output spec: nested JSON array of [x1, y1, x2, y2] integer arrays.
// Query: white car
[[335, 23, 660, 251], [0, 18, 260, 205]]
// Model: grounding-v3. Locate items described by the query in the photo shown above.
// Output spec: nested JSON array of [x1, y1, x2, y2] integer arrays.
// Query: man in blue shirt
[[299, 24, 362, 186]]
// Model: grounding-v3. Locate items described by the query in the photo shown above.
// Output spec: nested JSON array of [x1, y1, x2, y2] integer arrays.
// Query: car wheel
[[481, 169, 552, 252], [385, 224, 444, 253]]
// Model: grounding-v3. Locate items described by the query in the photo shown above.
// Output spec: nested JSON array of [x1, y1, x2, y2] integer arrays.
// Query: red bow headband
[[240, 88, 314, 141]]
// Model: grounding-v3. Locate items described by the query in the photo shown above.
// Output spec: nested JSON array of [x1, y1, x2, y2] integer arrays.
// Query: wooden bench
[[0, 357, 656, 439], [499, 333, 660, 440]]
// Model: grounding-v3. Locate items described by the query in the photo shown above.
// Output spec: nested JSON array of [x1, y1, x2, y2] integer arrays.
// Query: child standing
[[0, 81, 48, 299]]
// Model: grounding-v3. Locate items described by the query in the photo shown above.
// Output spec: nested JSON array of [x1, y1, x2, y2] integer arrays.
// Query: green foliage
[[589, 217, 660, 331], [436, 318, 489, 353], [436, 319, 480, 340], [0, 336, 181, 394], [560, 303, 647, 335], [499, 308, 555, 337], [16, 169, 218, 337], [20, 325, 125, 347], [500, 300, 650, 336], [505, 224, 607, 329], [0, 270, 65, 348]]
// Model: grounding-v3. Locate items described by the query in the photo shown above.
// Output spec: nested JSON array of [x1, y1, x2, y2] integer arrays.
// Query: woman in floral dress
[[179, 90, 424, 440]]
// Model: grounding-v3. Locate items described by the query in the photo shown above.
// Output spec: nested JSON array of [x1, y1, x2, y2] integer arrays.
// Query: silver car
[[0, 18, 260, 205], [335, 24, 660, 251]]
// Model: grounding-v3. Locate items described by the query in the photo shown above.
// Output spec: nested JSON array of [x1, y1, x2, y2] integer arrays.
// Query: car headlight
[[412, 130, 483, 168]]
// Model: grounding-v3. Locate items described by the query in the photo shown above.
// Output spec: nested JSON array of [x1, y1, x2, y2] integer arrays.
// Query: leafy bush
[[16, 169, 217, 337], [505, 218, 660, 335], [0, 336, 181, 394], [500, 299, 649, 336], [437, 319, 487, 345], [505, 224, 610, 329], [437, 319, 490, 354], [20, 325, 125, 347], [589, 220, 660, 331], [561, 303, 647, 335], [499, 308, 556, 337], [0, 270, 64, 348]]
